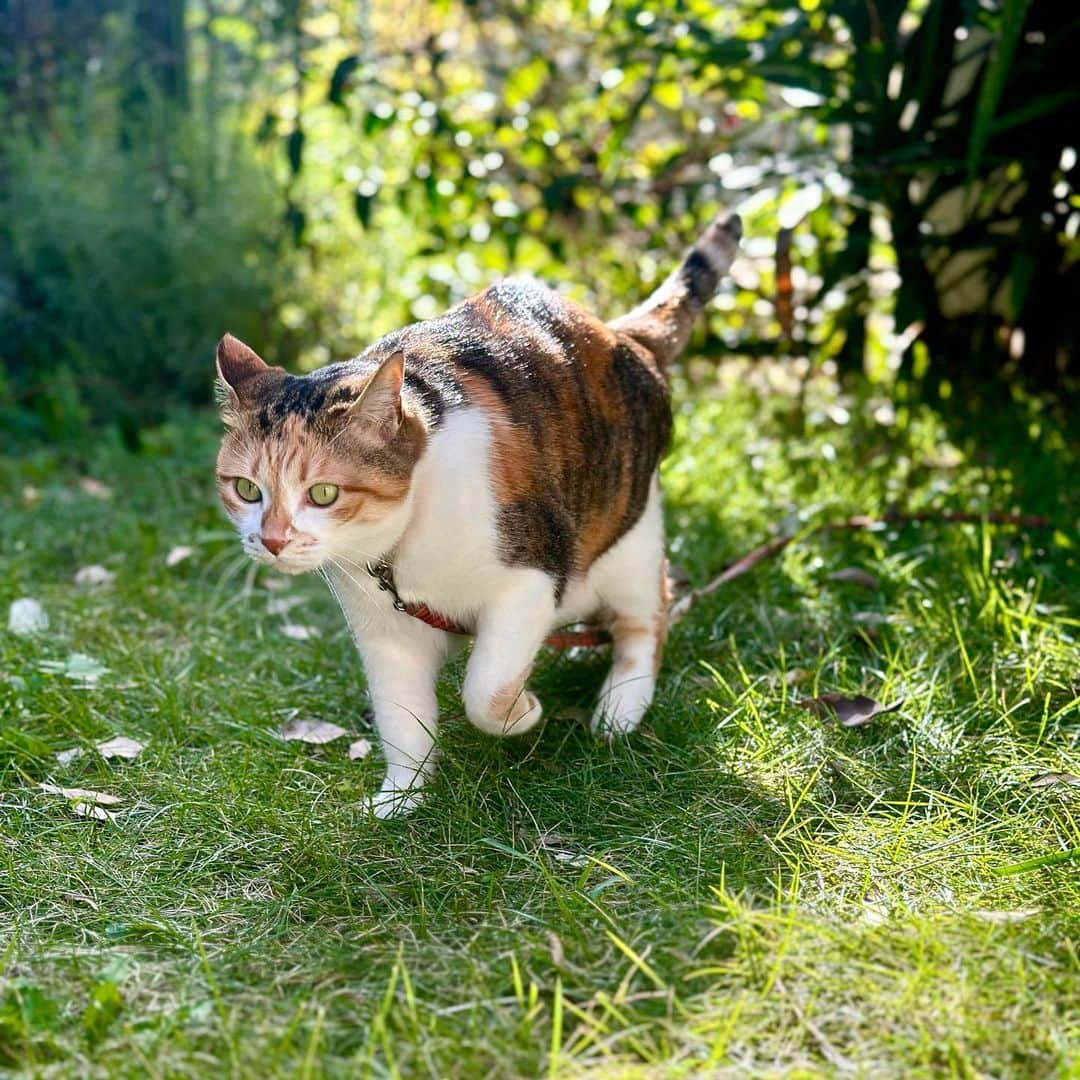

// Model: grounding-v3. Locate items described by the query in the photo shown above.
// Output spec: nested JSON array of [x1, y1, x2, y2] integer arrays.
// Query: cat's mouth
[[242, 537, 324, 575]]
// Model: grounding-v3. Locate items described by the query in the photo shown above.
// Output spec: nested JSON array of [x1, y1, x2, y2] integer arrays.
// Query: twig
[[668, 507, 1054, 627]]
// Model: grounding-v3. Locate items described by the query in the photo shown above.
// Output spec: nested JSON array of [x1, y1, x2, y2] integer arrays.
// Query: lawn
[[1, 362, 1078, 1077]]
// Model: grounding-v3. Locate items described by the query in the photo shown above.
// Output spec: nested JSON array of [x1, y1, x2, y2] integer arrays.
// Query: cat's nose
[[262, 535, 289, 556]]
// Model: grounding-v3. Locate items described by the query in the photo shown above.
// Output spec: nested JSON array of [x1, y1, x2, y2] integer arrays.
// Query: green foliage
[[0, 109, 286, 434], [1, 0, 1076, 437]]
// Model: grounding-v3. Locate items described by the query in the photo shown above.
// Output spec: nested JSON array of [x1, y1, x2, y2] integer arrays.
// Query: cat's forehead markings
[[254, 374, 358, 434]]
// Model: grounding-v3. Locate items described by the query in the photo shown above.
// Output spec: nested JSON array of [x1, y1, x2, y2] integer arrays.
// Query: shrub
[[0, 108, 286, 436]]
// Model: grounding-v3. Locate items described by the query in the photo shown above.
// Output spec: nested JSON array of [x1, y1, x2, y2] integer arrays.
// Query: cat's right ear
[[216, 334, 268, 395], [215, 334, 269, 422]]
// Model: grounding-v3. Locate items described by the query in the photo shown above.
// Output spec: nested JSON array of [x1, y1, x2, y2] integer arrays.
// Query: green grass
[[1, 363, 1078, 1077]]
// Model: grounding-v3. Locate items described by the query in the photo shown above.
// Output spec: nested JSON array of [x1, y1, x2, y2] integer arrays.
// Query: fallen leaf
[[74, 802, 118, 822], [56, 747, 86, 766], [852, 611, 895, 626], [39, 783, 121, 805], [281, 718, 348, 744], [8, 597, 49, 635], [970, 908, 1041, 923], [74, 565, 115, 587], [1031, 772, 1080, 789], [79, 477, 113, 499], [348, 738, 373, 760], [800, 693, 904, 728], [827, 567, 880, 590], [281, 623, 319, 641], [38, 653, 108, 686], [165, 545, 194, 567], [96, 736, 145, 760], [548, 932, 565, 968], [266, 595, 304, 615]]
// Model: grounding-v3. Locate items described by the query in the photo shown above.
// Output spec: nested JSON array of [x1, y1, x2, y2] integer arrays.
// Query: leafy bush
[[0, 108, 286, 436]]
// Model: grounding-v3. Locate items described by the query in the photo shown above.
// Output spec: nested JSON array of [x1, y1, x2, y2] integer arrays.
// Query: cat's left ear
[[352, 351, 405, 439]]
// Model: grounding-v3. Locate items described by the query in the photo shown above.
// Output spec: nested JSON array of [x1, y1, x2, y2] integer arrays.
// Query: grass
[[1, 361, 1078, 1077]]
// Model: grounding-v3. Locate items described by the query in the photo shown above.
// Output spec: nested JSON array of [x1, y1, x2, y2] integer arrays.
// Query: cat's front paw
[[366, 784, 425, 819], [591, 680, 654, 738]]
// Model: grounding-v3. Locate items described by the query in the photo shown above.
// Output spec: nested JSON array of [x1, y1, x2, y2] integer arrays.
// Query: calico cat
[[215, 212, 741, 816]]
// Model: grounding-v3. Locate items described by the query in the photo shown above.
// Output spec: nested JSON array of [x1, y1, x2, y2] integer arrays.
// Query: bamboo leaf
[[967, 0, 1032, 178]]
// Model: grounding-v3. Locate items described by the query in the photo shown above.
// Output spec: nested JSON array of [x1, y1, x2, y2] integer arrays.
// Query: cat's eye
[[234, 477, 261, 503], [309, 483, 339, 506]]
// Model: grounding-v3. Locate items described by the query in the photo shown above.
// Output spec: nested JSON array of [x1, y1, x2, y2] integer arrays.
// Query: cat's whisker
[[326, 557, 379, 607]]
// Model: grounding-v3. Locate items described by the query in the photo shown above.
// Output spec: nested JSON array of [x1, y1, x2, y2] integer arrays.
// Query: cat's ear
[[215, 334, 269, 407], [352, 351, 405, 439], [215, 334, 280, 426]]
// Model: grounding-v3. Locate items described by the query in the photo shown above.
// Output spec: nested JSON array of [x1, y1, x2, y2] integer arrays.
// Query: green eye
[[234, 477, 261, 503], [309, 483, 339, 506]]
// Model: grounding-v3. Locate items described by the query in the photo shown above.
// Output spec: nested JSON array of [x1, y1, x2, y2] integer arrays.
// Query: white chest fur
[[383, 407, 662, 631], [391, 409, 509, 622]]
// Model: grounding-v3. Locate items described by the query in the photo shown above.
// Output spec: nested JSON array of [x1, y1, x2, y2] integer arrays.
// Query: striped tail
[[610, 212, 742, 371]]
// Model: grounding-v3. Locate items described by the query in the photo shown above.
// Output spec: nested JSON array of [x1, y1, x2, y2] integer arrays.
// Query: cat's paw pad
[[366, 786, 425, 819]]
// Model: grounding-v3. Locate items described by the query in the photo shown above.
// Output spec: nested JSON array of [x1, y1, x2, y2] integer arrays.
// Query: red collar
[[365, 561, 611, 649]]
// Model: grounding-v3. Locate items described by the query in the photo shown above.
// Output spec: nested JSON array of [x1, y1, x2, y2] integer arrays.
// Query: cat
[[215, 212, 741, 817]]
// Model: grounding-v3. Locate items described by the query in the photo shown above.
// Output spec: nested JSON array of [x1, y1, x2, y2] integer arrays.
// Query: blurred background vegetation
[[1, 0, 1076, 440]]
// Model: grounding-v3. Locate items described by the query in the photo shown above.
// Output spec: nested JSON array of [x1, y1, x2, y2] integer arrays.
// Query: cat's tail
[[609, 212, 742, 372]]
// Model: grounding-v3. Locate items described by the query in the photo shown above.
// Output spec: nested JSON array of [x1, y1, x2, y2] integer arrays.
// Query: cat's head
[[214, 335, 425, 575]]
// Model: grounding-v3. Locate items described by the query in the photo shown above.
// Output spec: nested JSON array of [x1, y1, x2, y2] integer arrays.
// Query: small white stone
[[348, 738, 373, 760], [74, 565, 115, 587], [8, 597, 48, 635], [165, 545, 194, 567]]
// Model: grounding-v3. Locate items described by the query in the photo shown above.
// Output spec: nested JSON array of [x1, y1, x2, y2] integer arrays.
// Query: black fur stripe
[[682, 249, 717, 305]]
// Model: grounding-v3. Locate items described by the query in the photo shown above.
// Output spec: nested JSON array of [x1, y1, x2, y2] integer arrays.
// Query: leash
[[365, 560, 613, 649]]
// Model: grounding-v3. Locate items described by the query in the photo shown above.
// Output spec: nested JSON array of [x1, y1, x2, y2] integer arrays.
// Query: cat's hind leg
[[591, 478, 668, 736]]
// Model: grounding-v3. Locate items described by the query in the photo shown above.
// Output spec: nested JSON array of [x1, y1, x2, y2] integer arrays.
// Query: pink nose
[[262, 535, 289, 556]]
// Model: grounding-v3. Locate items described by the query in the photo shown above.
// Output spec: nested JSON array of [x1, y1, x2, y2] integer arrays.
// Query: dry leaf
[[281, 718, 348, 744], [74, 565, 115, 587], [1031, 772, 1080, 789], [852, 611, 894, 626], [56, 747, 86, 766], [8, 597, 48, 635], [827, 567, 880, 590], [165, 545, 194, 567], [39, 783, 121, 805], [281, 623, 319, 641], [78, 477, 112, 499], [267, 595, 304, 615], [548, 932, 565, 968], [38, 653, 108, 686], [800, 693, 904, 728], [348, 738, 373, 760], [971, 908, 1042, 923], [74, 802, 117, 822], [97, 736, 145, 760]]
